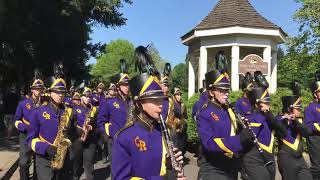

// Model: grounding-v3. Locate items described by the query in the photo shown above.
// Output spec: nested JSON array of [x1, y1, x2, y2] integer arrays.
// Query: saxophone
[[166, 97, 176, 129], [81, 106, 96, 142], [51, 107, 72, 170]]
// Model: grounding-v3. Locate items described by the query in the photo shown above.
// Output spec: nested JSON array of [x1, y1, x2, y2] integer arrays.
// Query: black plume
[[70, 79, 75, 88], [53, 61, 64, 79], [134, 45, 157, 75], [254, 71, 269, 88], [244, 72, 253, 82], [33, 68, 42, 80], [119, 59, 128, 73], [315, 70, 320, 81], [291, 81, 301, 96], [163, 63, 171, 76], [215, 51, 228, 73]]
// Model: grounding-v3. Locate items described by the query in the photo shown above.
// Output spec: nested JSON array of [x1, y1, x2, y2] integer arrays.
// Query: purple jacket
[[112, 119, 166, 179], [234, 97, 251, 116], [97, 96, 129, 138], [27, 103, 74, 156], [14, 98, 39, 133], [196, 101, 242, 158]]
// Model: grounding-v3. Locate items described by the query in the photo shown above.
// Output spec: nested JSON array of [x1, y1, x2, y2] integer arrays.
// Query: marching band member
[[97, 59, 130, 163], [276, 82, 312, 180], [14, 69, 44, 180], [112, 45, 185, 179], [27, 63, 76, 180], [71, 86, 98, 180], [242, 83, 287, 180], [92, 82, 105, 106], [196, 69, 255, 180], [304, 72, 320, 179], [172, 87, 188, 154]]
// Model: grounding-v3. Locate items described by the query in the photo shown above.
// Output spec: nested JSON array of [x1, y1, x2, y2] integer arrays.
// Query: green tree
[[277, 0, 320, 88], [91, 39, 135, 84], [0, 0, 131, 92], [172, 63, 188, 92], [91, 40, 168, 84]]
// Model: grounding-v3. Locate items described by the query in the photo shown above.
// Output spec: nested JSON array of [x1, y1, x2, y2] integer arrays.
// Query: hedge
[[185, 88, 314, 148]]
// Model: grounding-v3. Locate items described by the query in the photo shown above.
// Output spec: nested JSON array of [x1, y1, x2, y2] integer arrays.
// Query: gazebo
[[181, 0, 287, 98]]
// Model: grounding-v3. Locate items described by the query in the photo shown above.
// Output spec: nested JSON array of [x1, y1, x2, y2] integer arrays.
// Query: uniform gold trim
[[314, 123, 320, 132], [213, 74, 225, 85], [160, 136, 167, 176], [31, 138, 42, 152], [249, 123, 262, 127], [139, 76, 155, 96], [15, 121, 22, 129], [105, 123, 112, 136], [258, 130, 275, 154], [282, 134, 301, 151], [50, 78, 66, 88], [213, 138, 234, 158]]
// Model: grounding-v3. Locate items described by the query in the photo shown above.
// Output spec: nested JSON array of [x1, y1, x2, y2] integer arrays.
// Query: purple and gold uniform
[[27, 102, 74, 156], [276, 114, 312, 180], [234, 97, 251, 116], [304, 76, 320, 178], [112, 46, 182, 179], [64, 96, 73, 107], [27, 65, 75, 180], [72, 91, 98, 180], [14, 98, 40, 133], [14, 76, 44, 180], [97, 96, 129, 138], [196, 70, 246, 179], [242, 87, 287, 180], [92, 82, 105, 106], [92, 93, 104, 106], [192, 91, 209, 120], [304, 101, 320, 178], [112, 119, 168, 179]]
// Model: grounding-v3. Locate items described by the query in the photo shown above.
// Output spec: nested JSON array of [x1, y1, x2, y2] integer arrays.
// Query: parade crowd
[[8, 46, 320, 180]]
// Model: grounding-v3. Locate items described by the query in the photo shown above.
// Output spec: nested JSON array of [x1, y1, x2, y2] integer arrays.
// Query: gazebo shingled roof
[[182, 0, 286, 39]]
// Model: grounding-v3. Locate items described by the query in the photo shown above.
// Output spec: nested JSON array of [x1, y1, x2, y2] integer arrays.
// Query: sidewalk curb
[[0, 157, 19, 180]]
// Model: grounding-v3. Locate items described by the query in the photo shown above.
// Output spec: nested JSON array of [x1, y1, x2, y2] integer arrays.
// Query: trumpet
[[159, 114, 184, 177]]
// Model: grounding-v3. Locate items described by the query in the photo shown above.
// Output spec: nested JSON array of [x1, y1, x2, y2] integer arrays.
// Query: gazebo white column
[[198, 46, 207, 89], [263, 45, 274, 93], [271, 50, 277, 93], [188, 53, 195, 98], [231, 45, 240, 91]]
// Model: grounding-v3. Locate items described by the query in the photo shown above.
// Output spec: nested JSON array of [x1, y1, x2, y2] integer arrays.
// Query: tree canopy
[[0, 0, 131, 92], [90, 39, 168, 85], [278, 0, 320, 88]]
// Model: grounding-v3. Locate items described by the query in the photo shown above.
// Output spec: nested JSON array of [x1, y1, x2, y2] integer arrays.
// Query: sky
[[88, 0, 302, 66]]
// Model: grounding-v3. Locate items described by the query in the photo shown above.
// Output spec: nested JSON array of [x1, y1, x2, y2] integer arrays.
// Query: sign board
[[238, 54, 268, 75]]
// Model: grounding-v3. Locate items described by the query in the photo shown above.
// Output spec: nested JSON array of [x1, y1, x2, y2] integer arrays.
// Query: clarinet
[[159, 114, 184, 176], [227, 100, 273, 167]]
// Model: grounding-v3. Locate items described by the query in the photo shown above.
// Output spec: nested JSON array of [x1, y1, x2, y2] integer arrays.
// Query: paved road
[[9, 151, 311, 180]]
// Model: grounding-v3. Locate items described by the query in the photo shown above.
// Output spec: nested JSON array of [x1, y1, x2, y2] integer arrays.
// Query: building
[[181, 0, 287, 98]]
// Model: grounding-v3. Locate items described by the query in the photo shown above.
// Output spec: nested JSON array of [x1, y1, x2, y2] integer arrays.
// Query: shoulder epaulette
[[115, 120, 134, 138], [200, 103, 208, 111]]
